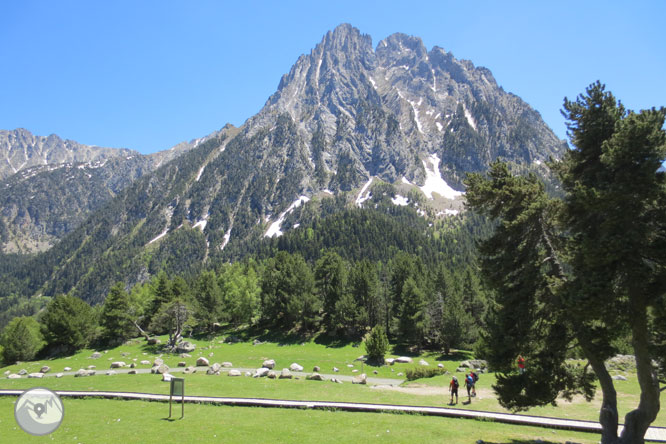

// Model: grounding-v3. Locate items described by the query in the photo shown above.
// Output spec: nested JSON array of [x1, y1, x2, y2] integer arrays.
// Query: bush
[[364, 325, 389, 363], [405, 366, 447, 381]]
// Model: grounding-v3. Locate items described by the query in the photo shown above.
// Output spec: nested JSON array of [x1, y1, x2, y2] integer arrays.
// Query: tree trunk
[[618, 303, 660, 444], [580, 339, 620, 444], [131, 320, 150, 341]]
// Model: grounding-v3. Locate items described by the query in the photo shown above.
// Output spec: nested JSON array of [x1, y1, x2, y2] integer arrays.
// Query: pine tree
[[465, 82, 666, 444], [194, 270, 222, 332], [1, 316, 44, 363], [40, 294, 96, 353], [100, 283, 133, 345], [314, 250, 348, 328]]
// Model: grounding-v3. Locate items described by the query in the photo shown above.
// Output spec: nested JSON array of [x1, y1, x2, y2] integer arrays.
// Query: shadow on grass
[[433, 350, 475, 361]]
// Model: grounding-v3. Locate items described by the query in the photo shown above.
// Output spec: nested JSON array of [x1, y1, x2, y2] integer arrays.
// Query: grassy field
[[0, 332, 663, 442], [0, 397, 601, 444]]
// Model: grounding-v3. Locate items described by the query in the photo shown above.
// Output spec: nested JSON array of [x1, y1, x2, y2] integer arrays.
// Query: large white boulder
[[289, 363, 303, 372], [262, 359, 276, 369], [253, 367, 270, 378], [196, 357, 209, 367]]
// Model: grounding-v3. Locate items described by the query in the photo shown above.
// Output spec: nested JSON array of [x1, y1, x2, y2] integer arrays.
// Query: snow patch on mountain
[[264, 196, 310, 238], [355, 177, 374, 206], [420, 154, 463, 200], [391, 195, 409, 206]]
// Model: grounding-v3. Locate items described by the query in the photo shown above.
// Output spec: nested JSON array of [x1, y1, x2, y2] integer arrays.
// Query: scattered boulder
[[18, 369, 27, 375], [151, 364, 169, 374], [419, 359, 429, 366], [75, 369, 95, 377], [267, 371, 277, 379], [4, 370, 10, 376], [279, 369, 292, 379], [228, 370, 242, 377], [262, 359, 276, 369], [313, 366, 320, 372], [612, 375, 628, 381], [385, 358, 395, 365], [397, 372, 404, 377], [106, 370, 117, 376], [56, 373, 63, 378], [90, 352, 102, 359], [178, 362, 187, 367], [120, 352, 130, 357], [128, 370, 138, 375], [162, 373, 173, 382], [245, 371, 252, 377], [352, 369, 358, 373], [209, 352, 214, 357], [438, 363, 444, 369], [253, 367, 270, 378], [352, 373, 367, 385], [63, 367, 72, 372], [289, 363, 304, 372], [395, 357, 413, 364], [459, 360, 488, 370], [140, 360, 151, 366], [130, 362, 136, 369], [331, 378, 343, 384], [183, 366, 196, 374], [40, 366, 50, 373], [180, 353, 192, 358], [176, 341, 196, 353], [196, 357, 210, 366], [225, 336, 241, 344], [147, 337, 161, 345], [307, 373, 325, 381], [373, 370, 378, 375], [110, 362, 126, 369], [347, 364, 354, 368], [333, 367, 339, 372], [8, 374, 21, 379], [88, 365, 96, 370], [222, 362, 233, 368], [207, 363, 222, 375], [153, 358, 164, 366], [28, 373, 44, 379], [456, 367, 466, 373], [253, 339, 263, 345]]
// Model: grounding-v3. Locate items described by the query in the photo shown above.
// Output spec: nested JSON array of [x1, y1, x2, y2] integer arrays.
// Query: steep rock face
[[3, 24, 566, 302]]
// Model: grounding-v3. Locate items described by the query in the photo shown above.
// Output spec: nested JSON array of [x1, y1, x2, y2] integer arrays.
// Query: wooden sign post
[[169, 377, 185, 419]]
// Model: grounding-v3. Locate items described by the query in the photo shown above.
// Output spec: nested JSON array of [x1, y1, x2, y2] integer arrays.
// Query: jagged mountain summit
[[0, 129, 136, 181], [0, 128, 217, 252], [1, 24, 565, 302]]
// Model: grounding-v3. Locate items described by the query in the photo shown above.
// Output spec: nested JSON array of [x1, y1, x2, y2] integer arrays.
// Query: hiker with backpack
[[464, 373, 475, 402], [469, 371, 478, 397], [449, 376, 459, 405], [517, 355, 526, 374]]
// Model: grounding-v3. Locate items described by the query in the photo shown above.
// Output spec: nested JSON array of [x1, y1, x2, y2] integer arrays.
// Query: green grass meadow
[[0, 398, 600, 444], [0, 332, 663, 443]]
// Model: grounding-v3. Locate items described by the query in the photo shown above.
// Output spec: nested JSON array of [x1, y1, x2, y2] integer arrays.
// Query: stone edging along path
[[0, 389, 664, 442]]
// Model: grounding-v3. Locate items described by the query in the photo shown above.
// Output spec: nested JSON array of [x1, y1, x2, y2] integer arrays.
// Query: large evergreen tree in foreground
[[466, 82, 666, 444]]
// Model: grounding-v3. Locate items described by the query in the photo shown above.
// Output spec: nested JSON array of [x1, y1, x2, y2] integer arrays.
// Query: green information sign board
[[169, 378, 185, 419]]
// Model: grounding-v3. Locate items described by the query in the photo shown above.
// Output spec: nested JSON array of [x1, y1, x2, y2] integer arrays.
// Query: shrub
[[364, 325, 389, 363], [405, 366, 446, 381]]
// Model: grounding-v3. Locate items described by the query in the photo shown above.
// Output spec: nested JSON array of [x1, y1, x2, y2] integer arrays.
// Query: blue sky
[[1, 1, 664, 154]]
